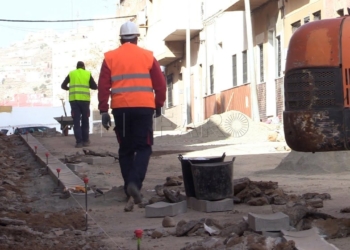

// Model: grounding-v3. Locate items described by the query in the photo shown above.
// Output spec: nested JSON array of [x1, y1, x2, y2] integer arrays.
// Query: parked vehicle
[[13, 125, 51, 135], [0, 129, 9, 135]]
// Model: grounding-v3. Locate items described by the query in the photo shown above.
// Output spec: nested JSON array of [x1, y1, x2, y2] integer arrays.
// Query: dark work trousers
[[70, 101, 90, 144], [112, 107, 154, 195]]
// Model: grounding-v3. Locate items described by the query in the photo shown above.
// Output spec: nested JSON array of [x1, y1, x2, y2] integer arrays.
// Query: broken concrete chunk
[[0, 217, 26, 226], [247, 196, 269, 206], [306, 198, 323, 208], [176, 220, 198, 236], [162, 216, 176, 228]]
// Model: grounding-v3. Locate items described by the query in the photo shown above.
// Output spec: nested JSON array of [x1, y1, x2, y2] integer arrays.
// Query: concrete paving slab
[[281, 227, 319, 238], [187, 197, 233, 212], [20, 134, 93, 194], [282, 228, 339, 250], [248, 212, 289, 232], [145, 201, 187, 218]]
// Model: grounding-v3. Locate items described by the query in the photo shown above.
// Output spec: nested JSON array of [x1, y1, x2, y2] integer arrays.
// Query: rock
[[201, 237, 219, 248], [220, 221, 248, 237], [233, 178, 250, 195], [186, 222, 203, 236], [251, 181, 278, 191], [316, 193, 331, 200], [247, 197, 269, 206], [164, 176, 183, 186], [274, 240, 297, 250], [250, 186, 262, 197], [273, 196, 287, 205], [162, 216, 176, 227], [82, 149, 109, 157], [233, 196, 241, 204], [225, 234, 241, 247], [340, 207, 350, 213], [2, 179, 16, 186], [302, 192, 319, 199], [149, 196, 166, 204], [203, 218, 223, 230], [64, 152, 83, 163], [155, 185, 164, 196], [283, 205, 309, 227], [163, 189, 181, 203], [0, 217, 26, 226], [151, 228, 164, 239], [176, 220, 198, 236], [306, 198, 323, 208]]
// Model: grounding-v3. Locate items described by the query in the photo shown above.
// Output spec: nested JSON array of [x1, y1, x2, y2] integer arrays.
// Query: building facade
[[145, 0, 350, 128]]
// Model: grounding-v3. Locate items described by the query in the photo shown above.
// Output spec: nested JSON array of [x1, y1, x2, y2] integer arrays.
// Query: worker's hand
[[154, 107, 162, 118], [101, 112, 111, 130]]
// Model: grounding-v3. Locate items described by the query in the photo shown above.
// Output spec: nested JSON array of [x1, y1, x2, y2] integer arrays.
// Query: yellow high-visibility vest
[[68, 69, 91, 101]]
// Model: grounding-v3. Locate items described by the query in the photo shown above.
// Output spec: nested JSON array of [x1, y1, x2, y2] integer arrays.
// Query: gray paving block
[[248, 212, 289, 232], [145, 201, 187, 218], [82, 156, 115, 165], [187, 197, 233, 212]]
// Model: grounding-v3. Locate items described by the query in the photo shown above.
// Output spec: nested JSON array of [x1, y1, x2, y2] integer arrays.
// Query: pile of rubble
[[0, 134, 108, 249]]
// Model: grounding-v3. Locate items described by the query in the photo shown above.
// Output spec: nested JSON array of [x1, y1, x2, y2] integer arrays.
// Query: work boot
[[127, 183, 142, 204], [83, 140, 90, 147], [124, 197, 134, 212], [75, 143, 83, 148]]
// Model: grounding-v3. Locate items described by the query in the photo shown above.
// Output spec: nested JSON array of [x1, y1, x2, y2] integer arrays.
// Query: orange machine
[[284, 15, 350, 152]]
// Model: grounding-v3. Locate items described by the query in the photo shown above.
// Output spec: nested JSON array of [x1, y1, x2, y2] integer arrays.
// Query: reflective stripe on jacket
[[68, 69, 91, 101], [104, 43, 155, 109]]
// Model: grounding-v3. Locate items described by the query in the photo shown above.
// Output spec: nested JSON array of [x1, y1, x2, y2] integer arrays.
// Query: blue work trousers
[[112, 108, 154, 195], [70, 101, 90, 144]]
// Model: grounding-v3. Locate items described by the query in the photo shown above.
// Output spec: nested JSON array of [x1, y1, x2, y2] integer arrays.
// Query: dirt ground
[[3, 123, 350, 249]]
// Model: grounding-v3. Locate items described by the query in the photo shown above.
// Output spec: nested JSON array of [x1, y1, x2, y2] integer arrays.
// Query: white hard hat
[[120, 21, 140, 39]]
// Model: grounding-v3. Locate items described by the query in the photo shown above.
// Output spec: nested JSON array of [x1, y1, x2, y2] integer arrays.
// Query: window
[[167, 74, 173, 107], [291, 20, 301, 33], [210, 65, 214, 94], [232, 55, 237, 86], [259, 44, 264, 82], [276, 36, 281, 77], [242, 50, 248, 83], [313, 11, 321, 21], [304, 16, 310, 24]]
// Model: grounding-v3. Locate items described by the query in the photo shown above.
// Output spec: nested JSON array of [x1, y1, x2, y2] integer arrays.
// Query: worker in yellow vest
[[98, 21, 166, 207], [61, 61, 97, 148]]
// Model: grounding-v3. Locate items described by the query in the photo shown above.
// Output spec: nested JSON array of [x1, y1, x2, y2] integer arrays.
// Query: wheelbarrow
[[54, 99, 74, 136]]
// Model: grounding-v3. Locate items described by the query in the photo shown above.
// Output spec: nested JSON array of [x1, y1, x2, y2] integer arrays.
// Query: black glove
[[101, 112, 111, 130], [154, 107, 162, 118]]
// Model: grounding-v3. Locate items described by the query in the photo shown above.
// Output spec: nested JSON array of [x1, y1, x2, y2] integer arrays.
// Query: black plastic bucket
[[178, 153, 226, 197], [190, 157, 235, 201]]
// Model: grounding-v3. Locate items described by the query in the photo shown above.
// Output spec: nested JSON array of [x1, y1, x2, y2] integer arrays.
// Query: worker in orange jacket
[[97, 21, 166, 205]]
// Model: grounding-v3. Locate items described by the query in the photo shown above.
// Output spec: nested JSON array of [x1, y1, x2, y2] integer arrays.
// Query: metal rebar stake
[[84, 177, 89, 231]]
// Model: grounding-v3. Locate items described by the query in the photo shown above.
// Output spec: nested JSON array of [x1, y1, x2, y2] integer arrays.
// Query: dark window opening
[[232, 54, 237, 86], [242, 50, 248, 83], [291, 20, 301, 33], [276, 36, 281, 77], [167, 74, 173, 107], [210, 65, 214, 94], [259, 44, 264, 82], [313, 11, 321, 21]]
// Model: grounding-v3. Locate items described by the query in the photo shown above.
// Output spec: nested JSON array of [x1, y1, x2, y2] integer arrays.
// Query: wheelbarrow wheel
[[63, 127, 69, 136]]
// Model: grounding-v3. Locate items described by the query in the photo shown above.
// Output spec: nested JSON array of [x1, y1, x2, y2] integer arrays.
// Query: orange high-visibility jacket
[[104, 43, 155, 109]]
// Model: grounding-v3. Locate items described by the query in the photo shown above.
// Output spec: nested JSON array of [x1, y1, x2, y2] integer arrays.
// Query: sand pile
[[275, 150, 350, 174]]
